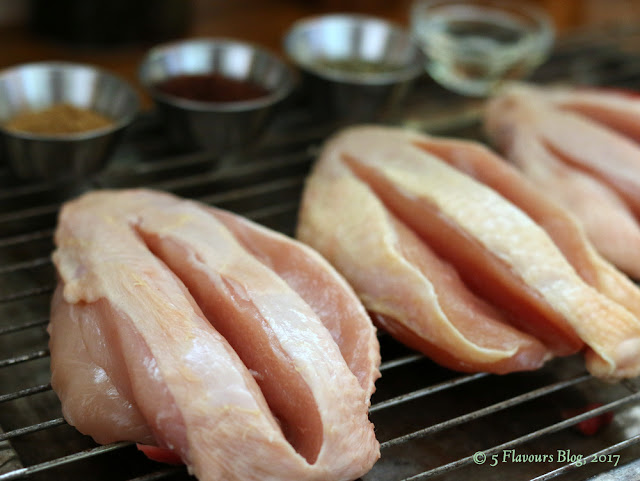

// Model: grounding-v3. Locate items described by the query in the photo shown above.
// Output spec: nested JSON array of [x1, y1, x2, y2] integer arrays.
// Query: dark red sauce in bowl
[[139, 38, 296, 153], [153, 73, 271, 103]]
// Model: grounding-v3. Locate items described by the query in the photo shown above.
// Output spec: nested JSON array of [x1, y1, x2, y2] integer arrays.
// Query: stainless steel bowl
[[139, 37, 297, 155], [283, 14, 426, 122], [0, 61, 139, 181]]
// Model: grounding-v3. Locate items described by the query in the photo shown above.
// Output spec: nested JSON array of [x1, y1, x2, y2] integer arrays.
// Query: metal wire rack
[[3, 26, 640, 481]]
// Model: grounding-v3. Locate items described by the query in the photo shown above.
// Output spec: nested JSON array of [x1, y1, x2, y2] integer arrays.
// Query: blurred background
[[0, 0, 639, 108]]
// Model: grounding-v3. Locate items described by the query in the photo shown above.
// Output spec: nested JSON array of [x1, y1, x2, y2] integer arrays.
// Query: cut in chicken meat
[[211, 208, 380, 398], [543, 85, 640, 144], [486, 85, 640, 218], [502, 127, 640, 280], [298, 150, 549, 374], [297, 125, 640, 380], [485, 84, 640, 278], [416, 136, 640, 314], [49, 189, 379, 481]]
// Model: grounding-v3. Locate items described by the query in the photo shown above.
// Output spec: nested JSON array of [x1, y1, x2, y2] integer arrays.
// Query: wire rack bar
[[530, 433, 640, 481], [0, 418, 66, 442], [0, 383, 51, 404], [0, 182, 64, 201], [370, 372, 488, 415], [0, 230, 53, 249], [379, 354, 425, 372], [145, 151, 312, 192], [0, 318, 48, 336], [381, 374, 592, 450], [198, 176, 305, 206], [0, 349, 50, 369], [240, 201, 299, 223], [401, 391, 640, 480], [0, 204, 59, 225], [0, 286, 54, 304], [106, 153, 214, 176], [0, 258, 51, 276], [0, 442, 133, 481]]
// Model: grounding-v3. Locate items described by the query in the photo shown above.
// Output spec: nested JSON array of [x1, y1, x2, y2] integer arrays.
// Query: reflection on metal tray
[[2, 26, 640, 481]]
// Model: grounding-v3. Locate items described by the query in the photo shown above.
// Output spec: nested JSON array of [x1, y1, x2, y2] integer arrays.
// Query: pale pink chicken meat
[[484, 85, 640, 218], [298, 148, 550, 374], [485, 84, 640, 278], [297, 126, 640, 380], [211, 208, 380, 397], [417, 137, 640, 319], [49, 286, 155, 445], [543, 85, 640, 144], [49, 189, 379, 481]]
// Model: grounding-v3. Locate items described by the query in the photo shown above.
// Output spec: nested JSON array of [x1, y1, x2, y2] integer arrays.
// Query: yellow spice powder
[[5, 103, 114, 135]]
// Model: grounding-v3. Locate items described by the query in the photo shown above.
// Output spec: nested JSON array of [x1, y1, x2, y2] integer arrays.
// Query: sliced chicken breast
[[416, 136, 640, 309], [211, 208, 380, 398], [50, 189, 379, 481], [298, 126, 640, 380], [485, 84, 640, 279], [298, 151, 550, 374], [543, 85, 640, 144]]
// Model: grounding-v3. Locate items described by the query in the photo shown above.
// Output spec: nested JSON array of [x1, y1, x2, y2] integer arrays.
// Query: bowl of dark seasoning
[[283, 14, 426, 122], [0, 61, 139, 181], [139, 37, 297, 155]]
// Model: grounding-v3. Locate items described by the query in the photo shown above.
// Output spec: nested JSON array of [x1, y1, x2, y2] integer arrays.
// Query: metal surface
[[139, 38, 297, 154], [283, 13, 425, 121], [2, 26, 640, 481], [0, 62, 139, 181]]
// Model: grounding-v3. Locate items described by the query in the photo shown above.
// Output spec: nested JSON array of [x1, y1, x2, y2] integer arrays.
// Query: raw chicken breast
[[211, 208, 380, 398], [49, 286, 155, 445], [298, 146, 550, 374], [49, 189, 379, 481], [485, 84, 640, 278], [543, 86, 640, 144], [415, 136, 640, 318], [297, 126, 640, 380], [484, 84, 640, 218]]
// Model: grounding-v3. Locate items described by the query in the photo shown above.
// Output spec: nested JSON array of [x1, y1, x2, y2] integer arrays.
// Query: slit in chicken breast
[[136, 227, 324, 464], [344, 153, 583, 356], [50, 189, 380, 481], [296, 125, 640, 380], [210, 207, 381, 398]]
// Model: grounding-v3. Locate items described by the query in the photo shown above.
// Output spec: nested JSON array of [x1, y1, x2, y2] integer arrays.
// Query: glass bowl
[[410, 0, 554, 96]]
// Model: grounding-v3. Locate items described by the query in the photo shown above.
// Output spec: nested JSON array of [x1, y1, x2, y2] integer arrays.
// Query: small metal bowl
[[283, 14, 426, 122], [139, 38, 297, 155], [0, 61, 139, 181]]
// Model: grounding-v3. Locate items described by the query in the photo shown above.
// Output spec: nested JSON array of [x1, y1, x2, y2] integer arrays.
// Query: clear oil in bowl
[[411, 1, 553, 96]]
